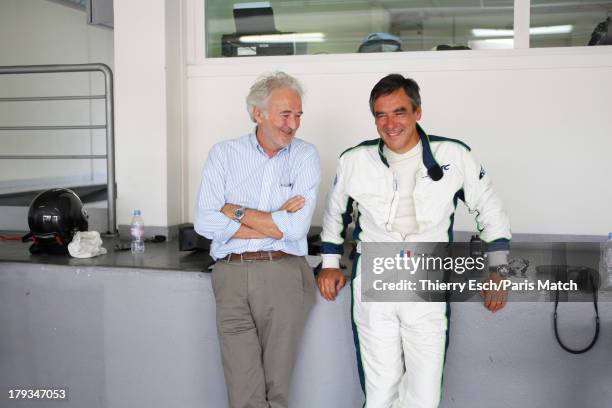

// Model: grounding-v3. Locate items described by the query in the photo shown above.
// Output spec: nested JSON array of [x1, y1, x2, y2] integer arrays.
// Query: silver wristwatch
[[490, 264, 510, 278], [233, 206, 246, 222]]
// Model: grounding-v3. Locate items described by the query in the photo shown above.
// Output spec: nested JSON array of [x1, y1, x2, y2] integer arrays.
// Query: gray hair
[[246, 71, 304, 122]]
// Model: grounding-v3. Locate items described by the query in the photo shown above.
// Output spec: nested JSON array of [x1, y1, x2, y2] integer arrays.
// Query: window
[[203, 0, 612, 58], [530, 1, 612, 48], [205, 0, 515, 58]]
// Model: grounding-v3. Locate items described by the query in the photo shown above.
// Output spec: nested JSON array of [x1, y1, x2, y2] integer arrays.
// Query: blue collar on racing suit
[[376, 123, 444, 181]]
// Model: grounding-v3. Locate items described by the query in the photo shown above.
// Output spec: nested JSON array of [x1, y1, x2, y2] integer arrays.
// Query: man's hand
[[317, 268, 347, 301], [279, 196, 305, 213], [480, 272, 508, 313]]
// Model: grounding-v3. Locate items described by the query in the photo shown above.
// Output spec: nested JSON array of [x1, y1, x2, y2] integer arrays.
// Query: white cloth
[[383, 142, 422, 239], [68, 231, 107, 258]]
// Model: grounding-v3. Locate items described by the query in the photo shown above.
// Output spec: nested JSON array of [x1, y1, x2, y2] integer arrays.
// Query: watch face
[[234, 208, 245, 219]]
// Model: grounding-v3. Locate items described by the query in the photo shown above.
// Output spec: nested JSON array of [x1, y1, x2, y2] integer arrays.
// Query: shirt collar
[[249, 128, 291, 157]]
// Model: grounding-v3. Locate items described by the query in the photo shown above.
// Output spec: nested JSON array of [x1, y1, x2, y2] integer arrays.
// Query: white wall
[[113, 0, 185, 230], [165, 0, 186, 228], [185, 47, 612, 236], [0, 0, 114, 190]]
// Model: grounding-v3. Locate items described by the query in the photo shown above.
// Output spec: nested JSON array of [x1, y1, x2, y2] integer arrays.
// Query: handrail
[[0, 95, 106, 102], [0, 125, 106, 130], [0, 63, 117, 235], [0, 155, 107, 160]]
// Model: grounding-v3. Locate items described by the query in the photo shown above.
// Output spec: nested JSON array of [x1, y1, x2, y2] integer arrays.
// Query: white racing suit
[[321, 124, 511, 408]]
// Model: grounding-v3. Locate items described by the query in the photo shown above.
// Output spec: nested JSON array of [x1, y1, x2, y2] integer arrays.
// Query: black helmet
[[357, 32, 402, 53], [27, 188, 88, 250]]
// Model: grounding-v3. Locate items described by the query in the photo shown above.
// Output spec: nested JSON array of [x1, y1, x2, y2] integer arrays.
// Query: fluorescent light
[[472, 25, 573, 37], [481, 39, 514, 45], [239, 33, 325, 43], [472, 28, 514, 38], [468, 38, 514, 50], [234, 2, 271, 10], [530, 25, 573, 35]]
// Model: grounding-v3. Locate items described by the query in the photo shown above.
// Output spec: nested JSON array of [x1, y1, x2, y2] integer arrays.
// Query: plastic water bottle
[[603, 232, 612, 288], [130, 209, 145, 254]]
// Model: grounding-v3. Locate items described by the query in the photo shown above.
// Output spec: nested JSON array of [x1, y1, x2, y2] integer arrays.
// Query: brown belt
[[223, 250, 289, 262]]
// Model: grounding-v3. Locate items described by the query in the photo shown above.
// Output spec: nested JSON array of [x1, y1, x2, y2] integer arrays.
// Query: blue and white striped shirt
[[194, 131, 321, 260]]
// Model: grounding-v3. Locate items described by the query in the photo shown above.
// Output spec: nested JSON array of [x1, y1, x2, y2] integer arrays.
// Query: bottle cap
[[133, 209, 141, 216]]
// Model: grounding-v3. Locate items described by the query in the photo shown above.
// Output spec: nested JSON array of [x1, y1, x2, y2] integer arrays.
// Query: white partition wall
[[184, 47, 612, 236]]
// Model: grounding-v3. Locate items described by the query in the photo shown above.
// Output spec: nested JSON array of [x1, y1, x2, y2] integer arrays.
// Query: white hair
[[246, 71, 304, 122]]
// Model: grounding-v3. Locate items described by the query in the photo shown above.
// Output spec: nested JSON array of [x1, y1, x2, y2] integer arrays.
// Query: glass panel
[[530, 1, 612, 48], [205, 1, 515, 58]]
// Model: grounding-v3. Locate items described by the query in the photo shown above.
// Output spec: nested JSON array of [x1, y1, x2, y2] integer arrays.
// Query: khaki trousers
[[212, 255, 315, 408]]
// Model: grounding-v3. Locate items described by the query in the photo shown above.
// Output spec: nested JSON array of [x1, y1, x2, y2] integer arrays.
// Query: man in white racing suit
[[317, 74, 511, 408]]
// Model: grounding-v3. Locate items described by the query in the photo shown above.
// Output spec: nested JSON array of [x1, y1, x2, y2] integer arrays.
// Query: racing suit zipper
[[385, 172, 400, 233]]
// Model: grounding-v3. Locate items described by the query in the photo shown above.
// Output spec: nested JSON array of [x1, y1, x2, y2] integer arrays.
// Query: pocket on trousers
[[210, 262, 225, 297], [298, 257, 316, 306]]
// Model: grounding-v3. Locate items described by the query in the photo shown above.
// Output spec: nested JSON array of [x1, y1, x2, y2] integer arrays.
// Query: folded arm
[[222, 149, 321, 242], [221, 202, 301, 240], [233, 224, 267, 239], [270, 150, 321, 242], [193, 144, 242, 244]]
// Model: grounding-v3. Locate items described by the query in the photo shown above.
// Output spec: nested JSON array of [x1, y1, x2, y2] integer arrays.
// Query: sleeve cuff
[[487, 250, 509, 267], [321, 254, 341, 269], [485, 239, 510, 252], [271, 210, 289, 237], [216, 218, 241, 244], [321, 241, 344, 255]]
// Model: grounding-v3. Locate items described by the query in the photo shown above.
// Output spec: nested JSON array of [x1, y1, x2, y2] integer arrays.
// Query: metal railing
[[0, 63, 117, 234]]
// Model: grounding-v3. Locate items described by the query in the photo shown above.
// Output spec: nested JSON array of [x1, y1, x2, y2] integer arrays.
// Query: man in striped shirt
[[194, 72, 320, 408]]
